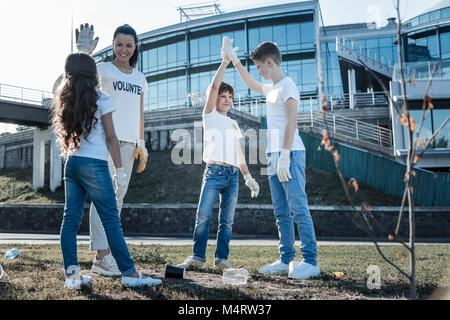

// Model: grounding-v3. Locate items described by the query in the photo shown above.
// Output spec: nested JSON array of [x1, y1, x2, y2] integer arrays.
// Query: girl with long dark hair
[[75, 23, 149, 276], [52, 53, 161, 289]]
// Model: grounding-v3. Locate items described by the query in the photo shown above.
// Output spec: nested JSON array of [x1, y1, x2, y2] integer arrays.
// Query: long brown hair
[[51, 53, 100, 158]]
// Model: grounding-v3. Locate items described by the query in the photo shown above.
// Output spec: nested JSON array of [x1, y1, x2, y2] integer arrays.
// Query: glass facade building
[[94, 2, 320, 114], [93, 0, 450, 157]]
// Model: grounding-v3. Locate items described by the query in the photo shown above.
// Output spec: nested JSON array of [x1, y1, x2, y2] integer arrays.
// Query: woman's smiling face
[[113, 33, 136, 64]]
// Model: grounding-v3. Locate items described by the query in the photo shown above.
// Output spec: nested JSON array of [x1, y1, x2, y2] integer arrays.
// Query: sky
[[0, 0, 441, 133]]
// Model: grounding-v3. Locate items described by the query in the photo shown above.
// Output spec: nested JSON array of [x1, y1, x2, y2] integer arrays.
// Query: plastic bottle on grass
[[5, 248, 19, 260], [222, 268, 250, 285]]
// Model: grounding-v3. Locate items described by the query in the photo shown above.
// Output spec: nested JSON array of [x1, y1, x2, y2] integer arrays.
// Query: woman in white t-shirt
[[51, 53, 161, 288], [75, 23, 149, 276]]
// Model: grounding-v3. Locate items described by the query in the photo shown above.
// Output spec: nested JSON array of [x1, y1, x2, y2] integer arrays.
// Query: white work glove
[[75, 23, 99, 55], [113, 167, 128, 200], [133, 139, 148, 174], [244, 174, 260, 198], [277, 149, 292, 183], [138, 139, 148, 159], [222, 36, 240, 65]]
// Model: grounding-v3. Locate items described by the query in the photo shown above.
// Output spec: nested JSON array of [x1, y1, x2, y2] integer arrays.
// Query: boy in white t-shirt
[[177, 38, 260, 271], [223, 38, 320, 280]]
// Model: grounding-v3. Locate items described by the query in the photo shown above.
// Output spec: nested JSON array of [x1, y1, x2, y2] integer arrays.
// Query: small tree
[[317, 0, 449, 299]]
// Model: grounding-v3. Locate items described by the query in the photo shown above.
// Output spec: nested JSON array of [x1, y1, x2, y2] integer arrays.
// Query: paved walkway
[[0, 233, 448, 246]]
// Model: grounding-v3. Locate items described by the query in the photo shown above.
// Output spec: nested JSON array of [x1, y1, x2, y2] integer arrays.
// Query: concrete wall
[[0, 204, 448, 239]]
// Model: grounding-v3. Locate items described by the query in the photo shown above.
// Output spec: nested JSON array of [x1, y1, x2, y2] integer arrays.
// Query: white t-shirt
[[97, 62, 148, 143], [71, 93, 116, 161], [202, 108, 243, 167], [262, 77, 305, 154]]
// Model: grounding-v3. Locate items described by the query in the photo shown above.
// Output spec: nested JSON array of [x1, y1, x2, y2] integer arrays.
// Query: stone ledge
[[0, 204, 448, 239]]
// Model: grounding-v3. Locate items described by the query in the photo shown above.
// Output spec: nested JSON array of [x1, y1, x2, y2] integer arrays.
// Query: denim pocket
[[205, 165, 224, 177]]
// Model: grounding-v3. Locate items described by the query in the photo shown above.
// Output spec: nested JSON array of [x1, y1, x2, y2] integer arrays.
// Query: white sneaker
[[214, 260, 233, 271], [64, 273, 93, 290], [258, 260, 289, 275], [176, 256, 206, 270], [122, 273, 162, 287], [288, 261, 321, 280], [91, 253, 122, 277]]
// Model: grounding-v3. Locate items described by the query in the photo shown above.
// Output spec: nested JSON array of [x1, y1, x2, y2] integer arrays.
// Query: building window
[[300, 21, 314, 49], [410, 108, 450, 149], [433, 109, 450, 148], [440, 30, 450, 60], [286, 23, 301, 51]]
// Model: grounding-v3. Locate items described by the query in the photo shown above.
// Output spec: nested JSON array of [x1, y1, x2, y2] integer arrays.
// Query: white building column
[[0, 145, 5, 169], [33, 128, 62, 191], [348, 68, 356, 109], [50, 132, 62, 192], [32, 129, 48, 190]]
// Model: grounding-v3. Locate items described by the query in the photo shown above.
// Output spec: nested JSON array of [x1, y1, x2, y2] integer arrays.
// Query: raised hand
[[75, 23, 99, 55], [222, 36, 239, 65]]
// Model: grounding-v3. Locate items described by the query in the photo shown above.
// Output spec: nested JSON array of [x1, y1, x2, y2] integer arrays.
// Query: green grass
[[0, 151, 401, 206], [0, 244, 448, 300]]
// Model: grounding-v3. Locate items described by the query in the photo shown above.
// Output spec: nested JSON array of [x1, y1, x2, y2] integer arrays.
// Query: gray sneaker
[[176, 256, 206, 270], [91, 253, 122, 277], [214, 260, 233, 271]]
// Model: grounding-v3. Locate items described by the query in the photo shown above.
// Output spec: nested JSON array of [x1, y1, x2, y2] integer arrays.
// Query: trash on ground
[[222, 268, 250, 286], [5, 248, 19, 260]]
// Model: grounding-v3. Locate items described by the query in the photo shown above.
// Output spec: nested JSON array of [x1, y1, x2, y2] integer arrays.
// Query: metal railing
[[327, 92, 389, 110], [393, 59, 450, 81], [336, 38, 394, 79], [0, 83, 53, 107], [298, 111, 393, 149], [336, 37, 395, 68]]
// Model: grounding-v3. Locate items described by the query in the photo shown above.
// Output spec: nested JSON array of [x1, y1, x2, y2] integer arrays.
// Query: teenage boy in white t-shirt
[[177, 38, 260, 271], [223, 38, 320, 280]]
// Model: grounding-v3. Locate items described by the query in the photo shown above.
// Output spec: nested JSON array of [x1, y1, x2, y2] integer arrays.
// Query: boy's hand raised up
[[222, 37, 240, 65]]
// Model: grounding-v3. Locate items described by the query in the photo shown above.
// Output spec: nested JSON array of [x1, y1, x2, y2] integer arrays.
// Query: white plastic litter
[[222, 268, 250, 286]]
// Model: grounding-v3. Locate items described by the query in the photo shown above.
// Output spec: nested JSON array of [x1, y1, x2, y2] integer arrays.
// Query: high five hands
[[221, 36, 239, 65], [75, 23, 99, 55]]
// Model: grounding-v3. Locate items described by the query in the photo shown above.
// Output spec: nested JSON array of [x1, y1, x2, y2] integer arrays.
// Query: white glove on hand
[[222, 36, 240, 65], [138, 139, 148, 159], [113, 167, 128, 200], [244, 174, 260, 198], [277, 149, 292, 183], [75, 23, 99, 55]]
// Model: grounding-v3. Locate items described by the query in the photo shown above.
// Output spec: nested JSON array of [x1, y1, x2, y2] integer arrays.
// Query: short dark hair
[[218, 82, 234, 97], [250, 41, 282, 65], [113, 24, 139, 68]]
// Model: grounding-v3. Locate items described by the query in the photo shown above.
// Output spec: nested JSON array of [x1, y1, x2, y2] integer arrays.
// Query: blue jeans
[[267, 150, 318, 266], [60, 156, 136, 276], [192, 164, 239, 263]]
